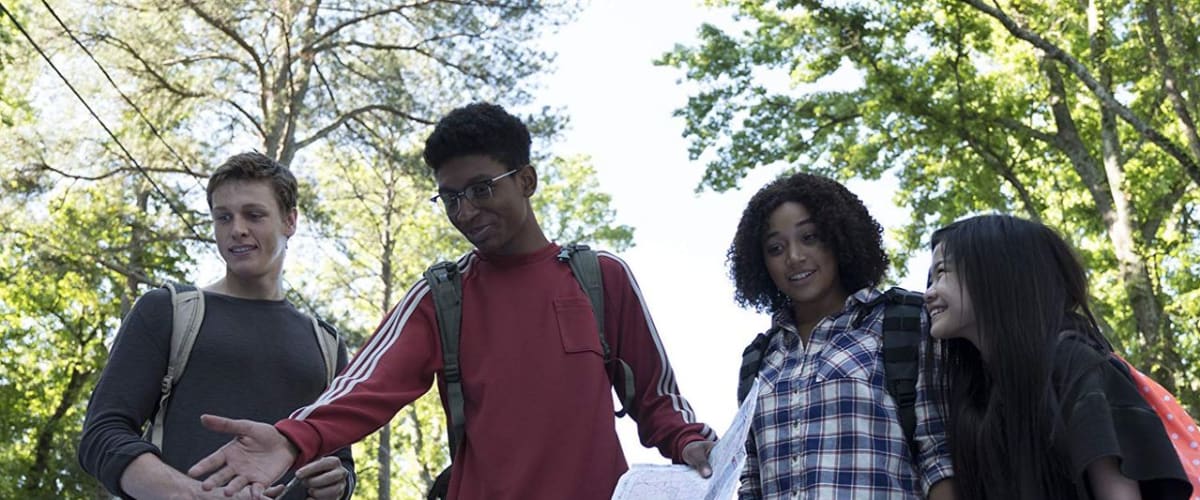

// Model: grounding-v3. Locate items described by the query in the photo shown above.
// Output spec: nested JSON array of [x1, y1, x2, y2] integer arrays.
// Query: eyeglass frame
[[429, 166, 526, 216]]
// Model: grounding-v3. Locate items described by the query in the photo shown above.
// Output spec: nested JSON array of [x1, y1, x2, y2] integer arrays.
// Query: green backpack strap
[[879, 286, 925, 460], [148, 282, 206, 449], [424, 260, 465, 500], [424, 261, 466, 460], [558, 243, 636, 418]]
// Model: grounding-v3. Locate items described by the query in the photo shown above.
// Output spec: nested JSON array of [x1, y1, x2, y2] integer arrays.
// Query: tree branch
[[294, 105, 433, 150], [1142, 0, 1200, 163], [1039, 56, 1114, 217], [1140, 178, 1189, 242], [88, 32, 207, 98], [183, 0, 270, 124], [304, 0, 452, 52], [23, 364, 92, 494], [223, 98, 268, 140], [961, 0, 1200, 185]]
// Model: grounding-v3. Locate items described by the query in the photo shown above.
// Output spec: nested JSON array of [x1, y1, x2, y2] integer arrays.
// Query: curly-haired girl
[[731, 172, 954, 499]]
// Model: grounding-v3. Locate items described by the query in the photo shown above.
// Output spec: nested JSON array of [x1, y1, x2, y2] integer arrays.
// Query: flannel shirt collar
[[768, 287, 882, 343]]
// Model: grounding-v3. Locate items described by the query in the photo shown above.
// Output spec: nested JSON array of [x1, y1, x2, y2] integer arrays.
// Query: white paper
[[612, 378, 760, 500]]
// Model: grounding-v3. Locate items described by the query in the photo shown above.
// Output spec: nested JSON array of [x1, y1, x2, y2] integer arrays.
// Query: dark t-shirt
[[78, 288, 353, 499], [1052, 335, 1192, 499]]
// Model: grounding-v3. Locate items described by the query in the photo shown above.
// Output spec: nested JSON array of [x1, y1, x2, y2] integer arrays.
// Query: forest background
[[1, 0, 1198, 498]]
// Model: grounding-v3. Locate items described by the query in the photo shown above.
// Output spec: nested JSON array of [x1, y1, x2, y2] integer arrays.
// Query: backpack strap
[[737, 330, 774, 405], [149, 282, 206, 449], [311, 317, 339, 387], [424, 261, 466, 460], [880, 286, 925, 459], [558, 244, 636, 418]]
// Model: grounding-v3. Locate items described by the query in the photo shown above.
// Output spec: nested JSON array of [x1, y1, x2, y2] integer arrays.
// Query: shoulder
[[881, 286, 924, 305], [1052, 334, 1131, 410], [841, 287, 892, 329], [424, 252, 479, 280], [134, 286, 173, 309], [1053, 334, 1111, 376], [594, 249, 635, 281], [127, 286, 174, 324], [415, 252, 478, 295]]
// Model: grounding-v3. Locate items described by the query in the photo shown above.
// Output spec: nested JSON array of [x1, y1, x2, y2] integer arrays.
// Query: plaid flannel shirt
[[738, 288, 954, 500]]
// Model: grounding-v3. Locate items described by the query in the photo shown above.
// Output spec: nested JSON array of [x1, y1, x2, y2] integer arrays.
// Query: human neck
[[208, 273, 285, 301], [789, 290, 849, 344]]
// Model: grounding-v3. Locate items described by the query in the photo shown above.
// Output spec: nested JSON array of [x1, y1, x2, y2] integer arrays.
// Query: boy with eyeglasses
[[187, 103, 717, 500]]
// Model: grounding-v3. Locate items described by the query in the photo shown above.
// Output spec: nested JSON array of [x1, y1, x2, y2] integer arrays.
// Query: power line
[[39, 0, 206, 185], [0, 0, 208, 244]]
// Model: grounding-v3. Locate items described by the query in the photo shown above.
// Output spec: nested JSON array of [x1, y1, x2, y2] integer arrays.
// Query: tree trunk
[[377, 224, 396, 500], [23, 365, 89, 494], [378, 424, 392, 500], [1087, 0, 1184, 395]]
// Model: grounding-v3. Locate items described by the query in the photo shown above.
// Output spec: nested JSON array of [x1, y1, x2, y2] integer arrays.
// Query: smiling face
[[925, 243, 979, 346], [210, 179, 296, 287], [434, 154, 546, 256], [762, 201, 848, 322]]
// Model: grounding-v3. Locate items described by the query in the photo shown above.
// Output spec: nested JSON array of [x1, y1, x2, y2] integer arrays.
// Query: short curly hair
[[728, 172, 888, 313], [422, 102, 531, 172]]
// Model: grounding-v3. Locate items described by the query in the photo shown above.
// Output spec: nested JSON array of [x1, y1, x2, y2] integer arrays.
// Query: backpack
[[736, 287, 926, 457], [144, 283, 341, 449], [421, 244, 635, 500], [1064, 330, 1200, 497], [1110, 355, 1200, 496]]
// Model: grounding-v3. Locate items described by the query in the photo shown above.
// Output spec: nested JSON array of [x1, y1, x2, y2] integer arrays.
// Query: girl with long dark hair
[[924, 214, 1191, 500]]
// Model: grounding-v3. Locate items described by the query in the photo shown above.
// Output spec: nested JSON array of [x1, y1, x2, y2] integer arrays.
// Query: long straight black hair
[[930, 214, 1107, 500]]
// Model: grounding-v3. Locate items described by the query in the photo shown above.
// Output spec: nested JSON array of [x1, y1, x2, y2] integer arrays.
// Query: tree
[[661, 0, 1200, 407], [0, 177, 194, 498], [73, 0, 577, 166]]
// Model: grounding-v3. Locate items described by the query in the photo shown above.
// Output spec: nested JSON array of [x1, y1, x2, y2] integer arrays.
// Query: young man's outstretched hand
[[188, 414, 298, 499]]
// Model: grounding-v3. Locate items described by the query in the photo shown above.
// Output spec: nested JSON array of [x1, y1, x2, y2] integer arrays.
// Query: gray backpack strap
[[311, 316, 339, 387], [149, 282, 205, 449], [737, 330, 775, 405], [558, 244, 636, 418], [879, 287, 925, 459]]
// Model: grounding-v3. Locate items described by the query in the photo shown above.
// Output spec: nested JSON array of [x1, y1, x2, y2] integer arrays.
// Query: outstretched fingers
[[219, 475, 251, 497], [189, 444, 228, 482], [187, 413, 294, 496], [199, 413, 253, 435]]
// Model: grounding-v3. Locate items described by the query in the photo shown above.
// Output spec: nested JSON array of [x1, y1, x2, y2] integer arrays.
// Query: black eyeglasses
[[430, 167, 523, 216]]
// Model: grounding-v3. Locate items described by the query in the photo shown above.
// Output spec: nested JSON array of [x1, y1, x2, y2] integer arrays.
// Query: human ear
[[284, 208, 298, 237], [519, 165, 538, 197]]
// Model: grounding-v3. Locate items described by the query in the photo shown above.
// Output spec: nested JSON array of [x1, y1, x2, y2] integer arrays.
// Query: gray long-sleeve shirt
[[78, 288, 354, 499]]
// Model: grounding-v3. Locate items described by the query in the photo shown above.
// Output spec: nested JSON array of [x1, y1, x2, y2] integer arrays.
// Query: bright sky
[[533, 0, 932, 464]]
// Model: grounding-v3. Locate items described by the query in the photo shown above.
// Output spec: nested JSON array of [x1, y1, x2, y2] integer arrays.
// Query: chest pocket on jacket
[[554, 297, 602, 356], [812, 331, 879, 383]]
